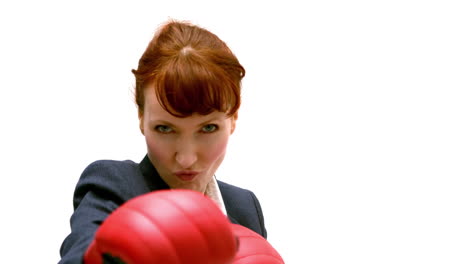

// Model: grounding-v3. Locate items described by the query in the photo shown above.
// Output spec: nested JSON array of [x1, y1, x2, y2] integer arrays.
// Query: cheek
[[203, 134, 230, 163], [145, 134, 171, 163]]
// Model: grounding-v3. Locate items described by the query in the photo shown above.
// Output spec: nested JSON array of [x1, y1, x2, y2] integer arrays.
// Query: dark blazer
[[59, 155, 267, 264]]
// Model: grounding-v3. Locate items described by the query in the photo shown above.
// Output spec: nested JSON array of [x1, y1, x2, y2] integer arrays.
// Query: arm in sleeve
[[59, 161, 132, 264], [249, 191, 268, 239]]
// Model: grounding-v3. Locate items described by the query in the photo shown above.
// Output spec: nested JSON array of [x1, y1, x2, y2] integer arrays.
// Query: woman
[[59, 20, 267, 263]]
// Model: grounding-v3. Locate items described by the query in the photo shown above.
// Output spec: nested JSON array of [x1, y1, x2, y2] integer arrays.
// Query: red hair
[[132, 20, 245, 118]]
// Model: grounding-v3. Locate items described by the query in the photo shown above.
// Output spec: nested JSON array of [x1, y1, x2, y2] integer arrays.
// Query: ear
[[230, 112, 238, 134]]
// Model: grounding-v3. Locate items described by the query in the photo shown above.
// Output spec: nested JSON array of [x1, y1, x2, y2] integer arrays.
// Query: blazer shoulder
[[217, 180, 262, 208], [217, 180, 268, 238], [73, 159, 143, 207], [217, 180, 251, 195]]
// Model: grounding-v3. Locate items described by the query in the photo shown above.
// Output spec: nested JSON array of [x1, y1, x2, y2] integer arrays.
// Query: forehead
[[143, 87, 227, 125]]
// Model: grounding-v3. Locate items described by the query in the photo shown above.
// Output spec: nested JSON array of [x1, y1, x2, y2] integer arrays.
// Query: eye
[[201, 124, 218, 133], [155, 125, 173, 134]]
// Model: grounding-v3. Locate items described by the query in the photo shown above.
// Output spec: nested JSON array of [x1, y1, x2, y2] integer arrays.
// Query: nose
[[175, 139, 198, 169]]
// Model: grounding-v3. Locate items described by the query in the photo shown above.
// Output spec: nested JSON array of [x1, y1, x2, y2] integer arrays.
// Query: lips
[[174, 171, 199, 181]]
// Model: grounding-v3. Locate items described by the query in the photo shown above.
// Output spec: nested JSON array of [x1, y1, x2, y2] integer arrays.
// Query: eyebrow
[[150, 117, 223, 128]]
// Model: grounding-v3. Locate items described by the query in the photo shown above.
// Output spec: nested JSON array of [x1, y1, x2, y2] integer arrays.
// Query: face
[[139, 87, 237, 193]]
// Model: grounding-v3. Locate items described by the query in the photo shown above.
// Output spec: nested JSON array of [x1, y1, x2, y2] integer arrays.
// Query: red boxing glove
[[232, 224, 284, 264], [84, 189, 237, 264]]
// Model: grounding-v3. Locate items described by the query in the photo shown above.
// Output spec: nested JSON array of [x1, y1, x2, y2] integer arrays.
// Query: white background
[[1, 0, 467, 263]]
